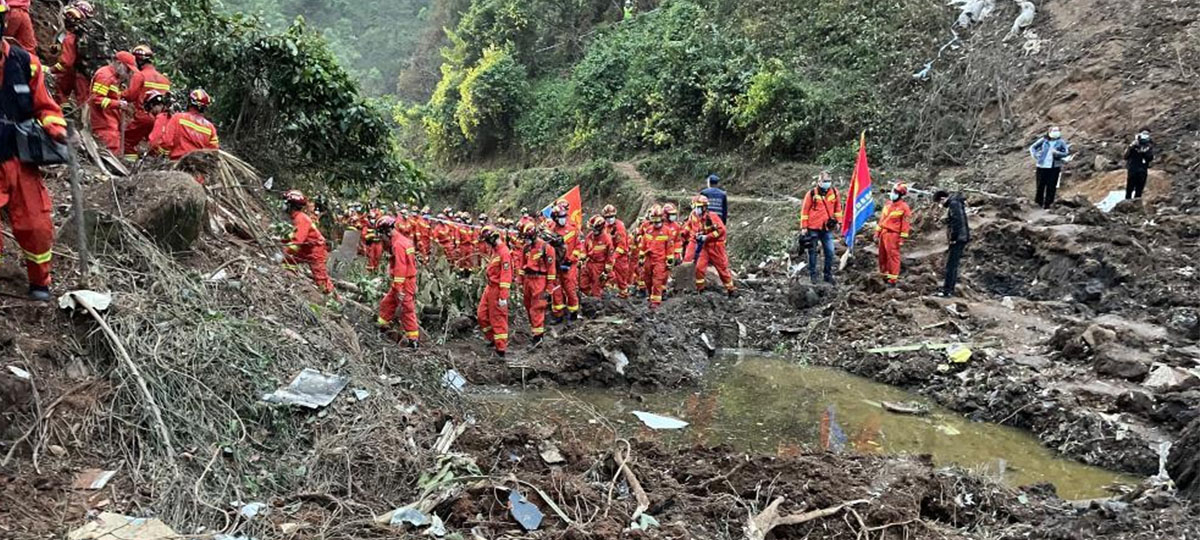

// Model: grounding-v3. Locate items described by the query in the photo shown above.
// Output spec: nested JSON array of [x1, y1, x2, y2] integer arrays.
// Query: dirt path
[[613, 160, 798, 215]]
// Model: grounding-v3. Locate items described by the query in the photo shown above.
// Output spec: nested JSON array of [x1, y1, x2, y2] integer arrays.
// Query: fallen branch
[[73, 292, 178, 469], [744, 498, 870, 540], [613, 440, 650, 521]]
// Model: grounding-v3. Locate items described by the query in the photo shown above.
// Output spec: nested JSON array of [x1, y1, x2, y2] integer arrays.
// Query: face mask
[[606, 217, 616, 225], [556, 217, 567, 226], [693, 208, 703, 216], [1048, 130, 1061, 139], [653, 222, 663, 228], [1139, 133, 1150, 142], [819, 181, 832, 190], [668, 214, 677, 222], [889, 192, 900, 202]]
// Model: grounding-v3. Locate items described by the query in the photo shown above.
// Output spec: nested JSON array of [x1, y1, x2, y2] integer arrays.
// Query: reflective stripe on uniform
[[376, 317, 390, 326], [493, 334, 509, 340], [531, 327, 545, 335], [405, 331, 420, 339], [393, 277, 407, 283], [499, 282, 511, 289], [179, 119, 212, 135], [144, 82, 170, 91], [41, 115, 66, 127], [23, 249, 51, 264]]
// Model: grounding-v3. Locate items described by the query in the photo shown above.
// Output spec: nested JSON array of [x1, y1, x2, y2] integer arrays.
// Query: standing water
[[477, 355, 1138, 500]]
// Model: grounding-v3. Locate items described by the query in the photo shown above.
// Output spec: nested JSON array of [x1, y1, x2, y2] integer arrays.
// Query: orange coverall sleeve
[[498, 247, 514, 301], [28, 55, 67, 139], [122, 70, 145, 103], [54, 33, 76, 75], [148, 113, 171, 154], [707, 214, 727, 241], [800, 191, 814, 230], [545, 244, 557, 282], [288, 212, 312, 252], [899, 204, 912, 240]]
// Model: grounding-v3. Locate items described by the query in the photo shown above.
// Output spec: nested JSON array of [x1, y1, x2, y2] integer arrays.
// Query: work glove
[[498, 299, 508, 308]]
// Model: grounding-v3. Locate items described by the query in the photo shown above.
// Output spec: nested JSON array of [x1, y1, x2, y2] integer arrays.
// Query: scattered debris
[[279, 523, 304, 535], [1096, 190, 1127, 213], [1006, 0, 1037, 40], [238, 501, 268, 520], [58, 290, 113, 312], [390, 507, 432, 528], [352, 388, 371, 401], [629, 513, 660, 531], [442, 369, 467, 392], [937, 424, 962, 436], [700, 333, 716, 352], [603, 348, 629, 375], [428, 514, 447, 537], [67, 513, 178, 540], [947, 345, 973, 364], [632, 411, 689, 430], [48, 444, 67, 457], [73, 469, 117, 490], [882, 401, 931, 416], [507, 489, 543, 531], [6, 365, 30, 380], [261, 368, 349, 409], [1001, 296, 1016, 309], [538, 442, 566, 465]]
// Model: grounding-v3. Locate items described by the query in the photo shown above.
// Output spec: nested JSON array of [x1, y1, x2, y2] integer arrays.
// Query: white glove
[[498, 299, 508, 308]]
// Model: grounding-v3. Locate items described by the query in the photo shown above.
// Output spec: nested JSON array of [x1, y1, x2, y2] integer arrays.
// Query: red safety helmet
[[480, 225, 500, 243], [893, 183, 909, 197], [64, 5, 86, 21], [691, 195, 709, 208], [588, 215, 605, 229], [284, 190, 308, 206], [648, 205, 665, 223], [520, 220, 537, 236], [143, 90, 168, 108], [602, 204, 617, 218], [132, 45, 154, 62], [478, 213, 489, 222], [662, 203, 678, 215], [188, 88, 213, 110], [375, 215, 396, 230]]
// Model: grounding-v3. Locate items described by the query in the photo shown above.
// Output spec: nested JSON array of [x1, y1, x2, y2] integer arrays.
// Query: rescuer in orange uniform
[[477, 226, 513, 357], [601, 204, 632, 298], [415, 206, 433, 260], [89, 51, 135, 154], [663, 203, 686, 264], [519, 220, 556, 343], [53, 4, 92, 105], [633, 214, 651, 296], [433, 209, 456, 259], [282, 190, 334, 294], [638, 206, 671, 309], [362, 208, 384, 273], [0, 8, 68, 301], [874, 183, 912, 285], [122, 45, 170, 160], [800, 172, 843, 285], [149, 89, 219, 162], [580, 215, 614, 297], [377, 215, 420, 348], [3, 0, 36, 52], [687, 195, 736, 295], [549, 202, 583, 322]]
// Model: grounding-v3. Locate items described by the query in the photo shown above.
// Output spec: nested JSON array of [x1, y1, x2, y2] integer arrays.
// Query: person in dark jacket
[[933, 190, 970, 297], [700, 174, 728, 224], [1123, 130, 1154, 200]]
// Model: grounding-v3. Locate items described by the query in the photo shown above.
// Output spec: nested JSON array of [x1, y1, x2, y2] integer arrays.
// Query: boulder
[[1082, 324, 1117, 348], [1168, 416, 1200, 501], [66, 171, 207, 253], [1093, 344, 1150, 380]]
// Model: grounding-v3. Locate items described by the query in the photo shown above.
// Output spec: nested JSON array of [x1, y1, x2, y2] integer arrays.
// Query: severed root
[[613, 439, 650, 521], [744, 497, 870, 540]]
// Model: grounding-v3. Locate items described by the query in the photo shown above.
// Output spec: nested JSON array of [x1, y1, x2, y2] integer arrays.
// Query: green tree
[[455, 47, 528, 150]]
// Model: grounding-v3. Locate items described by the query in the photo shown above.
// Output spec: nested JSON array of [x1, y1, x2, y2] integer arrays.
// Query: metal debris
[[632, 411, 689, 430], [262, 368, 349, 409], [508, 489, 543, 531]]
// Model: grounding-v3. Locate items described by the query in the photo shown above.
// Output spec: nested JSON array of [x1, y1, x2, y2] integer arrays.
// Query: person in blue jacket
[[700, 173, 728, 224], [1028, 126, 1072, 209]]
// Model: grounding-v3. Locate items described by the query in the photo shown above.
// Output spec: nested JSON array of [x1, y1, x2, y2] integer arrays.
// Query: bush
[[456, 47, 529, 149], [514, 78, 575, 154]]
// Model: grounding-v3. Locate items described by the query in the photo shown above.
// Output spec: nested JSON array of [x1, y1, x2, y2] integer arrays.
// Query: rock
[[1082, 324, 1117, 348], [67, 171, 207, 253], [1094, 344, 1150, 380], [1111, 199, 1144, 215], [1166, 308, 1200, 341], [1144, 364, 1195, 391], [1092, 154, 1110, 171], [1168, 416, 1200, 501]]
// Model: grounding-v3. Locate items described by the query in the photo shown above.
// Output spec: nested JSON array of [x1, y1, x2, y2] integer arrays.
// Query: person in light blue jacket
[[1029, 126, 1072, 209]]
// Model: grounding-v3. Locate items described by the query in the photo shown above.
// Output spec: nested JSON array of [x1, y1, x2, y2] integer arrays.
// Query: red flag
[[543, 185, 584, 229], [841, 132, 875, 250]]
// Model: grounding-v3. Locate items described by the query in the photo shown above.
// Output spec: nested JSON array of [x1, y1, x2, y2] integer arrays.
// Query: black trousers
[[1126, 169, 1148, 200], [944, 241, 967, 295], [1035, 167, 1060, 209]]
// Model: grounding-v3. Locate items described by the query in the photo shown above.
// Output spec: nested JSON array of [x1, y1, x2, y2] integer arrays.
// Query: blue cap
[[706, 174, 720, 184]]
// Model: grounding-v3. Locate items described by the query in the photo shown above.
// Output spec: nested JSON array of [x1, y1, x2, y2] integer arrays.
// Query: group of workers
[[279, 177, 738, 358], [50, 1, 220, 164]]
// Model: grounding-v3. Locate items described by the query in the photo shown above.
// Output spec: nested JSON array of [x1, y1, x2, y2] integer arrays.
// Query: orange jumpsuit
[[686, 212, 735, 292], [415, 216, 432, 259], [89, 65, 126, 154], [478, 242, 513, 353], [0, 42, 67, 289], [605, 219, 632, 298], [362, 223, 383, 273], [633, 221, 650, 293], [284, 210, 334, 294], [550, 222, 583, 317], [378, 231, 419, 342], [668, 220, 687, 264], [639, 224, 672, 308], [433, 222, 456, 260], [53, 31, 87, 105], [875, 200, 912, 284], [521, 237, 556, 338], [149, 110, 219, 160], [581, 229, 614, 297], [123, 63, 171, 159], [3, 1, 37, 52]]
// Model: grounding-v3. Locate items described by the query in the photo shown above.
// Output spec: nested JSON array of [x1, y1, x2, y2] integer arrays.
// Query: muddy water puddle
[[475, 355, 1138, 500]]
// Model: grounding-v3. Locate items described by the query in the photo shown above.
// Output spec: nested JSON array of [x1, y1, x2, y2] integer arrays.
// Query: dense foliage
[[98, 0, 426, 199], [413, 0, 947, 165], [220, 0, 430, 97]]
